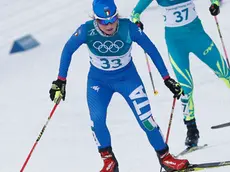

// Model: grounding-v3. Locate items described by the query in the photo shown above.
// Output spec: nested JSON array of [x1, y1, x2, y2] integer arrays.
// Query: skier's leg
[[115, 74, 167, 151], [166, 38, 199, 147], [192, 31, 230, 88], [115, 70, 189, 171], [87, 78, 114, 149], [87, 78, 118, 172]]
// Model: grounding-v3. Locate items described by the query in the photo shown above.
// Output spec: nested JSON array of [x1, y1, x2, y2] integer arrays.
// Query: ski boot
[[185, 119, 200, 147], [99, 147, 119, 172], [157, 146, 189, 172]]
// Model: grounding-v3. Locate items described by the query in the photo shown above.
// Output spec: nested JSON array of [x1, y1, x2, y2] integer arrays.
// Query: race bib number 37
[[161, 1, 197, 27]]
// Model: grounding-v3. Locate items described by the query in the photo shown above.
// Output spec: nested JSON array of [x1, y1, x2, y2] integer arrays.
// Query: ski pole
[[213, 16, 230, 68], [20, 97, 62, 172], [165, 97, 177, 143], [144, 52, 158, 95], [211, 121, 230, 129], [160, 97, 177, 172]]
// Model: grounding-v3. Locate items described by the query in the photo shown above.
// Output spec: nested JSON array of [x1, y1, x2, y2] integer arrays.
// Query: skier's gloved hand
[[136, 21, 144, 30], [49, 79, 66, 103], [131, 11, 144, 30], [209, 2, 220, 16], [164, 78, 184, 99]]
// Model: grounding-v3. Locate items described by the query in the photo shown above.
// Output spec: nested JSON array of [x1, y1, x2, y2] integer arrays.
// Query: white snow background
[[0, 0, 230, 171]]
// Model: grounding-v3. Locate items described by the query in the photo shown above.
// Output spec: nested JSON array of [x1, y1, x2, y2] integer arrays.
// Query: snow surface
[[0, 0, 230, 171]]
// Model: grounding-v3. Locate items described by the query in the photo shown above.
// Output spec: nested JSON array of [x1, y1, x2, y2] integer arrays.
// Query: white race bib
[[160, 1, 198, 27], [88, 46, 132, 71]]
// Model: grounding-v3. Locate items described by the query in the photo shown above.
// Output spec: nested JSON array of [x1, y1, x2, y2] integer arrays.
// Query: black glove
[[209, 3, 220, 16], [131, 12, 144, 30], [135, 21, 144, 31], [49, 79, 66, 103], [164, 78, 184, 99]]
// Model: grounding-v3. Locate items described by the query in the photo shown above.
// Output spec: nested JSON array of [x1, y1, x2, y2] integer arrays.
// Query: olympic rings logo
[[93, 40, 124, 53]]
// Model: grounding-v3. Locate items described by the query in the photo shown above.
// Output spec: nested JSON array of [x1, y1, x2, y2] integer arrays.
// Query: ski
[[177, 160, 230, 171], [162, 160, 230, 172], [176, 144, 208, 157], [211, 122, 230, 129]]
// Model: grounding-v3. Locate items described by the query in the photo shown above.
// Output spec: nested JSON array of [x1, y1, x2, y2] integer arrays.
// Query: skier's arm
[[133, 0, 153, 15], [211, 0, 220, 6], [131, 0, 153, 24], [58, 24, 87, 80], [129, 21, 169, 80]]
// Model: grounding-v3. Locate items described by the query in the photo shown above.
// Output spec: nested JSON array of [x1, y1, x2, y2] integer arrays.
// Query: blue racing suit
[[58, 18, 170, 151]]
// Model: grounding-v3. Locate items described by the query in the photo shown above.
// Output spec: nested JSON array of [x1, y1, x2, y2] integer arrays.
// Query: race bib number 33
[[161, 1, 197, 27], [89, 46, 132, 71]]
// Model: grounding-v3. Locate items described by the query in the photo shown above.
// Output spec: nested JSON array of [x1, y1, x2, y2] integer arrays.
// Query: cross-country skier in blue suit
[[49, 0, 190, 171], [131, 0, 230, 148]]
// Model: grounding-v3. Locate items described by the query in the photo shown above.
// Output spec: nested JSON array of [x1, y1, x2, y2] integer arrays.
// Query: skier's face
[[95, 13, 119, 35], [97, 20, 118, 35]]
